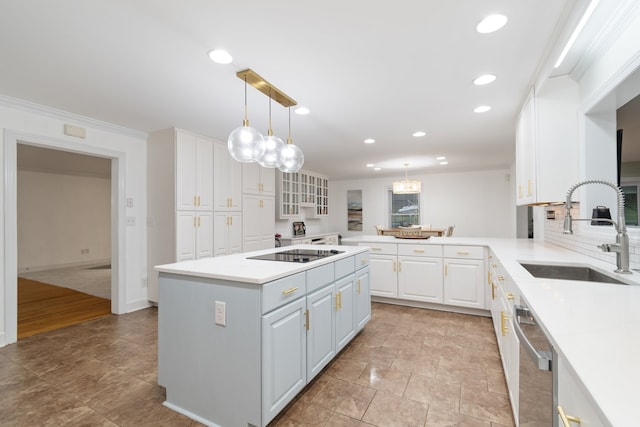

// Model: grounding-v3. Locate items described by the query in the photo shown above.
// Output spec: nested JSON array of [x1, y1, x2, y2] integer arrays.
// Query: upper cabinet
[[242, 163, 276, 196], [176, 131, 214, 211], [516, 75, 579, 205], [213, 141, 242, 211], [278, 170, 329, 219]]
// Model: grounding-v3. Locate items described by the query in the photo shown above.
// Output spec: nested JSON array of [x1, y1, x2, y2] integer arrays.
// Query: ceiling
[[1, 0, 590, 180]]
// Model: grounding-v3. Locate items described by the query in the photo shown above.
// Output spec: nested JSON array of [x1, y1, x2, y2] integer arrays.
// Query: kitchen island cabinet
[[156, 245, 369, 427]]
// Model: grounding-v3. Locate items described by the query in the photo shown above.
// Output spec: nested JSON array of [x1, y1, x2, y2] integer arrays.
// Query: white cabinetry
[[557, 355, 608, 427], [516, 76, 579, 205], [366, 243, 398, 298], [243, 163, 276, 196], [398, 245, 443, 303], [213, 141, 242, 211], [277, 171, 300, 218], [334, 272, 356, 353], [147, 128, 215, 302], [176, 131, 213, 211], [306, 283, 335, 380], [314, 175, 329, 217], [213, 211, 242, 256], [243, 194, 275, 252], [443, 246, 486, 309], [300, 170, 316, 207]]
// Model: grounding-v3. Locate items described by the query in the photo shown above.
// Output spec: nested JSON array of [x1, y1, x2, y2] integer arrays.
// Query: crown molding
[[0, 94, 148, 140], [572, 0, 640, 81]]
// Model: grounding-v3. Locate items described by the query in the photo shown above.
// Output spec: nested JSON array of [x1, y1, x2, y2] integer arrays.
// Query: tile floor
[[0, 302, 514, 426]]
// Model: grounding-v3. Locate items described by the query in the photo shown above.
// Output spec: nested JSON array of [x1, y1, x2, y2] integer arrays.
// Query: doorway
[[17, 144, 113, 338], [3, 130, 126, 345]]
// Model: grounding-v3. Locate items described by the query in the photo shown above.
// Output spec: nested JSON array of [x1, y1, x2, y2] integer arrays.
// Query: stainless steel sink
[[519, 263, 628, 285]]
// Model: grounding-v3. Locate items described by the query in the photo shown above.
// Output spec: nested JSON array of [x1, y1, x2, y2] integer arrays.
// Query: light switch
[[126, 197, 134, 208], [215, 301, 226, 326]]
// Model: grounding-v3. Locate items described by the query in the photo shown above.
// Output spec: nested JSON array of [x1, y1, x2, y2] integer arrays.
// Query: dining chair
[[446, 225, 455, 237]]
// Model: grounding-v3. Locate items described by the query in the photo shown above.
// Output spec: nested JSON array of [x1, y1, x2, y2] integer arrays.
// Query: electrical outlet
[[81, 248, 90, 255], [215, 301, 226, 326], [126, 197, 134, 208]]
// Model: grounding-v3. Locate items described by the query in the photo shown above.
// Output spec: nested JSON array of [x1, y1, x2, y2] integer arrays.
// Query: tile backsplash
[[544, 205, 640, 270]]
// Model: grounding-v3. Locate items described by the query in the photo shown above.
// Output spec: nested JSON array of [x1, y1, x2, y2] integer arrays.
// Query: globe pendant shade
[[257, 134, 285, 168], [278, 143, 304, 173], [227, 125, 265, 163]]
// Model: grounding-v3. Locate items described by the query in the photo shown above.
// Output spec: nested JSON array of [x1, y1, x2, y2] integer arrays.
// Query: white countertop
[[155, 245, 367, 284], [345, 235, 640, 425]]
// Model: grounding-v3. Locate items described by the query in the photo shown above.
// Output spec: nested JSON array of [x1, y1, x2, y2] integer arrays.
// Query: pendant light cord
[[242, 76, 249, 126], [287, 107, 292, 145]]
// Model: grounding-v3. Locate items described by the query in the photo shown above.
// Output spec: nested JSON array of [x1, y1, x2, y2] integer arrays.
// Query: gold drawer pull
[[304, 309, 310, 331], [501, 311, 509, 336], [557, 405, 581, 426], [498, 275, 505, 282], [456, 251, 470, 255], [506, 293, 515, 300], [413, 249, 425, 253], [371, 247, 383, 251], [360, 258, 369, 264], [282, 287, 298, 296]]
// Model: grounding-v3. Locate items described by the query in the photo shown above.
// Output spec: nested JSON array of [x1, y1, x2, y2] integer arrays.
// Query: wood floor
[[18, 277, 111, 339]]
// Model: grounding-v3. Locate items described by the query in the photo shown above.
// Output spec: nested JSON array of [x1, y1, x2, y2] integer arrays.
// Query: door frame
[[3, 129, 126, 344]]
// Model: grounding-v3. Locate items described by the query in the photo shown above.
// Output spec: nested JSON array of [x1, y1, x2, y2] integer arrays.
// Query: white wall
[[330, 168, 516, 239], [0, 96, 148, 346], [17, 170, 111, 272]]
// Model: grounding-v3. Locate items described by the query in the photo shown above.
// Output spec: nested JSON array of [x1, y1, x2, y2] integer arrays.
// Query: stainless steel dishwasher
[[513, 296, 558, 427]]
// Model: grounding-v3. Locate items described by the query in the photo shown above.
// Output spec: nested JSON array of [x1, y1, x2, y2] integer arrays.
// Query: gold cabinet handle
[[491, 282, 496, 300], [197, 216, 201, 227], [518, 184, 523, 199], [360, 258, 369, 265], [193, 216, 196, 227], [498, 275, 504, 282], [393, 261, 397, 272], [304, 309, 310, 331], [282, 287, 298, 296], [357, 279, 361, 294], [198, 195, 201, 206], [557, 405, 581, 426], [398, 261, 402, 273], [456, 251, 470, 255], [487, 271, 491, 284], [501, 311, 509, 336], [506, 293, 515, 300], [444, 264, 448, 276], [260, 199, 264, 208], [413, 249, 425, 253], [371, 247, 382, 251], [335, 293, 340, 312], [527, 179, 533, 196], [193, 195, 197, 207]]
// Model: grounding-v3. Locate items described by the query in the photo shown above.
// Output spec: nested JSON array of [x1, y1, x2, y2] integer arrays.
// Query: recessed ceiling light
[[436, 156, 446, 160], [440, 161, 449, 165], [295, 106, 310, 115], [374, 167, 382, 171], [364, 138, 375, 144], [208, 49, 233, 64], [413, 131, 426, 137], [474, 105, 492, 113], [366, 163, 374, 168], [476, 14, 508, 34], [473, 74, 496, 85]]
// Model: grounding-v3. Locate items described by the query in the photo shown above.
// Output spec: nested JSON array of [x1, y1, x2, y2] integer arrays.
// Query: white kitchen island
[[155, 245, 370, 427]]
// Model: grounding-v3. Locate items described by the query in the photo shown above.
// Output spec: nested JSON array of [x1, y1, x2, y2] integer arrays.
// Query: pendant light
[[227, 75, 265, 163], [278, 107, 304, 173], [257, 91, 285, 168], [393, 164, 421, 194]]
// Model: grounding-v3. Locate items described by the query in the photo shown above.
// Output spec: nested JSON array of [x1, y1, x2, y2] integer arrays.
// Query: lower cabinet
[[335, 274, 356, 352], [355, 263, 371, 331], [176, 211, 213, 261], [306, 284, 335, 380], [213, 211, 242, 256], [262, 297, 307, 423], [360, 242, 486, 310], [557, 355, 608, 427]]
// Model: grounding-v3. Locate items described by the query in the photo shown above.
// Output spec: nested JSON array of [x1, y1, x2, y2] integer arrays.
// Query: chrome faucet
[[563, 179, 631, 274]]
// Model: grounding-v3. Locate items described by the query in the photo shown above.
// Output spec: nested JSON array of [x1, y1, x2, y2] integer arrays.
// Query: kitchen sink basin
[[519, 263, 628, 285]]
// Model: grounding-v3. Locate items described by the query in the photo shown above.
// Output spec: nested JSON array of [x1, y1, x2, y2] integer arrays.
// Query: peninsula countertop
[[345, 235, 640, 425], [155, 244, 367, 284]]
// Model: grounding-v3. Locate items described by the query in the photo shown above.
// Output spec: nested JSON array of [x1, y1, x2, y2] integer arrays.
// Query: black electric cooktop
[[247, 249, 344, 263]]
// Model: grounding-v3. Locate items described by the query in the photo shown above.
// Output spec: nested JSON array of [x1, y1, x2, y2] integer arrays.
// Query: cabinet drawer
[[335, 256, 355, 280], [307, 263, 334, 293], [262, 272, 306, 314], [355, 251, 369, 270], [443, 245, 485, 260], [360, 242, 397, 255], [398, 244, 442, 257]]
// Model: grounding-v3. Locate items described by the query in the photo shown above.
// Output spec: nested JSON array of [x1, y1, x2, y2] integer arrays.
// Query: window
[[622, 183, 639, 226], [388, 190, 420, 227]]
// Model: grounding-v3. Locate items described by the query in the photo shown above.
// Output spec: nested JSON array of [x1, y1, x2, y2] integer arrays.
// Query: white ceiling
[[1, 0, 589, 180]]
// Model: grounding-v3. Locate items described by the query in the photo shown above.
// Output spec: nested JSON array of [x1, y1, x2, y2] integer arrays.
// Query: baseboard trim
[[371, 296, 491, 317], [126, 298, 152, 313], [0, 331, 5, 348], [18, 259, 111, 274]]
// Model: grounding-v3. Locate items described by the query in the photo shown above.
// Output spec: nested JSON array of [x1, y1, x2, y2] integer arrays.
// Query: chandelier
[[393, 164, 421, 194], [227, 69, 304, 173]]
